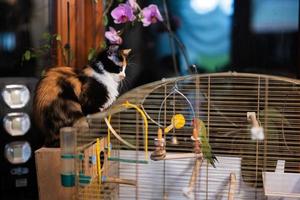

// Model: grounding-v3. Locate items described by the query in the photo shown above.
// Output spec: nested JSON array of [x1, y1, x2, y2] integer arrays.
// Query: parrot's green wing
[[197, 119, 218, 168]]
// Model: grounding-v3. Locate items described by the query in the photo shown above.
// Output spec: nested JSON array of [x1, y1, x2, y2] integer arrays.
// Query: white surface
[[263, 172, 300, 199], [118, 151, 242, 200]]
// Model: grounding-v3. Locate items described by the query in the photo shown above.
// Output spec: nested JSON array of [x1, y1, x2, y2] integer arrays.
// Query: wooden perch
[[102, 176, 136, 186], [247, 112, 264, 140], [162, 153, 203, 160], [182, 158, 203, 199], [247, 112, 259, 128], [228, 173, 237, 200]]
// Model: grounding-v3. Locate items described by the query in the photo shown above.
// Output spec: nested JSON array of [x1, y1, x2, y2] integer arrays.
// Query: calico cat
[[33, 45, 131, 147]]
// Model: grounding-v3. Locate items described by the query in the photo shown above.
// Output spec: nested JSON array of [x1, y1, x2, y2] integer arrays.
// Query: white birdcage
[[70, 72, 300, 200]]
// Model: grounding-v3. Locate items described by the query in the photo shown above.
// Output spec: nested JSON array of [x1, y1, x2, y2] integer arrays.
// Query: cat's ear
[[121, 49, 131, 57]]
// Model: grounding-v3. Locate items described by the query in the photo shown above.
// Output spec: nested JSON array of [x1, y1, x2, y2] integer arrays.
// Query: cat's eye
[[5, 141, 32, 164], [3, 112, 31, 136], [2, 84, 30, 109]]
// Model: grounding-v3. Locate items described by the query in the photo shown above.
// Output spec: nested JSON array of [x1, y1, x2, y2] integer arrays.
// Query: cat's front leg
[[73, 117, 89, 129]]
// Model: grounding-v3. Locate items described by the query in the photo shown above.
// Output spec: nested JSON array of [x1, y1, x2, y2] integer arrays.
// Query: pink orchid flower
[[111, 3, 136, 24], [104, 27, 123, 45], [127, 0, 139, 11], [141, 4, 163, 27]]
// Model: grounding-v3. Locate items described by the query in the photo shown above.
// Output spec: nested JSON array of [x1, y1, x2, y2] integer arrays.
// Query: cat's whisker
[[119, 81, 123, 91], [120, 80, 126, 91], [121, 78, 130, 92], [119, 78, 126, 91]]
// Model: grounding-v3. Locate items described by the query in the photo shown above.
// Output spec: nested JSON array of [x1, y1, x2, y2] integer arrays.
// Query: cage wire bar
[[73, 72, 300, 200]]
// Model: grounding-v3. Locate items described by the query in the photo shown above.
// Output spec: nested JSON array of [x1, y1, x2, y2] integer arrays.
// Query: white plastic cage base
[[263, 172, 300, 200]]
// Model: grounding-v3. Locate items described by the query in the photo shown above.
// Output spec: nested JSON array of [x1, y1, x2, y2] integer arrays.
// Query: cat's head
[[90, 45, 131, 82]]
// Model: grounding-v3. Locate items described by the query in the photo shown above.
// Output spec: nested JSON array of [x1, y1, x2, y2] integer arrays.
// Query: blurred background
[[0, 0, 299, 199], [0, 0, 299, 84], [137, 0, 299, 85]]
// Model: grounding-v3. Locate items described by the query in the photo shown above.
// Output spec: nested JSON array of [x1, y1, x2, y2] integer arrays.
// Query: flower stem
[[103, 0, 114, 17], [163, 21, 192, 74], [162, 0, 179, 75]]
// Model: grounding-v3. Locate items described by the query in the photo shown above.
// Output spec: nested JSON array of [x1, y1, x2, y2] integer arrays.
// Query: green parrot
[[194, 118, 218, 168]]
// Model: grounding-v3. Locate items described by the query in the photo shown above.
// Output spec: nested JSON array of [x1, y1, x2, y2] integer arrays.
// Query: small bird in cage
[[193, 118, 218, 168]]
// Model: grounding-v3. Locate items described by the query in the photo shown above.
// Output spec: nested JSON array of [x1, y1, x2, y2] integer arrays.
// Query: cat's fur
[[33, 46, 131, 146]]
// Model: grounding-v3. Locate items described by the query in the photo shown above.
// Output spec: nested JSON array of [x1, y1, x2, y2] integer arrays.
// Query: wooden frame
[[56, 0, 104, 68]]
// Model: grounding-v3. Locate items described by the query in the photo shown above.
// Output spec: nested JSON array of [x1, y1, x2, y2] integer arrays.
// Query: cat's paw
[[73, 117, 89, 129]]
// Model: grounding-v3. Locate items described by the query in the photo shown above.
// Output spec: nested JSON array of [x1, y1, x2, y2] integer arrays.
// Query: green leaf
[[30, 53, 37, 58], [24, 50, 31, 61], [103, 15, 108, 26], [41, 69, 46, 77], [100, 41, 107, 50], [69, 51, 74, 62], [88, 48, 96, 61], [42, 44, 51, 50], [56, 34, 62, 41], [42, 32, 51, 40]]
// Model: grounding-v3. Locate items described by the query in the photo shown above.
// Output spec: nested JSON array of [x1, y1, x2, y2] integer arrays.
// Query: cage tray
[[263, 172, 300, 199]]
